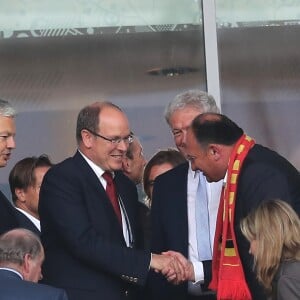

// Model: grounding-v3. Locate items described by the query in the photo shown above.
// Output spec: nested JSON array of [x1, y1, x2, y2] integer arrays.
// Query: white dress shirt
[[15, 208, 40, 231], [187, 164, 223, 294]]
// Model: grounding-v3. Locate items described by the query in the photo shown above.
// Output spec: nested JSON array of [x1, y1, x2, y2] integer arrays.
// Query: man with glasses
[[39, 101, 185, 300]]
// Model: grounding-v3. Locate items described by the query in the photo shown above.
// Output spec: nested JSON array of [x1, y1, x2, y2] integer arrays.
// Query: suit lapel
[[72, 152, 125, 239]]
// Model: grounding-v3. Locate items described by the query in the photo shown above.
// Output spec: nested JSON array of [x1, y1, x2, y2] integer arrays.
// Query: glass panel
[[0, 0, 202, 38], [216, 1, 300, 170], [216, 0, 300, 26], [0, 1, 207, 196]]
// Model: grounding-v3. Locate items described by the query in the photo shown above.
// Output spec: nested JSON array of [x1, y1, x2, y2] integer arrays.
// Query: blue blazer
[[0, 269, 68, 300], [39, 151, 150, 300]]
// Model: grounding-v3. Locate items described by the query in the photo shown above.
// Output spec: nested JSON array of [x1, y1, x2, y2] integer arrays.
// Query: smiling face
[[81, 106, 131, 172], [0, 116, 16, 167], [168, 106, 202, 157], [185, 128, 228, 182]]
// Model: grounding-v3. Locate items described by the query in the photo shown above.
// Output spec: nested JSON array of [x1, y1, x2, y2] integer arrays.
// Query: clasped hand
[[150, 251, 194, 285]]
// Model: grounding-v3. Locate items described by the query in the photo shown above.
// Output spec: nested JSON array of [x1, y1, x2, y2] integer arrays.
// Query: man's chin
[[0, 160, 7, 168]]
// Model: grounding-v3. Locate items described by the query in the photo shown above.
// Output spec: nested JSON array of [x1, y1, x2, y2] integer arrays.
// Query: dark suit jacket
[[234, 144, 300, 300], [0, 269, 68, 300], [39, 151, 150, 300], [14, 209, 41, 236], [0, 191, 18, 235], [138, 201, 151, 250], [150, 145, 300, 300], [149, 162, 196, 300]]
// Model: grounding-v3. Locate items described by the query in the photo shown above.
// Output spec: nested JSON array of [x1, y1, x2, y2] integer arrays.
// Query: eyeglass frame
[[84, 128, 134, 145]]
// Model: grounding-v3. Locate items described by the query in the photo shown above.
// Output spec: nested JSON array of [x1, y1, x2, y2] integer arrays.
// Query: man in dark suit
[[9, 155, 53, 236], [39, 101, 184, 300], [185, 113, 300, 300], [0, 99, 19, 235], [0, 228, 68, 300], [121, 135, 150, 249], [149, 90, 222, 300]]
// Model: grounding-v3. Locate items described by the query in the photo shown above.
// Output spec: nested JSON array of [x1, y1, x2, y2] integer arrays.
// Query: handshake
[[150, 251, 194, 285]]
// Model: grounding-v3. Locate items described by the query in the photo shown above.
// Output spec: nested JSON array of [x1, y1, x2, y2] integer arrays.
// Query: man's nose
[[117, 139, 128, 151], [176, 132, 187, 149], [7, 136, 16, 149]]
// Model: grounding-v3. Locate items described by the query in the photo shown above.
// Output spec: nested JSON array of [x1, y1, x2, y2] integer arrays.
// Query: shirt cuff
[[191, 261, 204, 283]]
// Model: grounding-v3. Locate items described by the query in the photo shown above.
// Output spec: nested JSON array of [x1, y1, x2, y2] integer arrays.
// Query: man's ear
[[81, 130, 93, 148], [122, 157, 131, 173], [208, 144, 222, 161], [15, 188, 26, 203], [22, 253, 31, 280]]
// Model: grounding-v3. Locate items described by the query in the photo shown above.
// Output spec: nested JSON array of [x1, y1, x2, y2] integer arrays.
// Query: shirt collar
[[78, 150, 115, 179]]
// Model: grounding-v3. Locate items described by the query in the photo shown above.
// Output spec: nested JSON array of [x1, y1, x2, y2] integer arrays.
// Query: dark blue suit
[[39, 151, 150, 300], [149, 162, 196, 300], [0, 269, 68, 300], [14, 209, 40, 236], [0, 191, 18, 235]]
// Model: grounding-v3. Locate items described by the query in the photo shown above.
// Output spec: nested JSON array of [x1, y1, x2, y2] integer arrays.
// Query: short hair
[[143, 148, 186, 199], [76, 101, 122, 143], [240, 199, 300, 292], [9, 155, 53, 204], [164, 90, 220, 124], [0, 99, 16, 117], [125, 134, 139, 160], [0, 229, 43, 266], [191, 113, 243, 148]]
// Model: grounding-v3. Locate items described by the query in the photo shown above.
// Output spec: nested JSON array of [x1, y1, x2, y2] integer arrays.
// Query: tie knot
[[102, 171, 113, 185]]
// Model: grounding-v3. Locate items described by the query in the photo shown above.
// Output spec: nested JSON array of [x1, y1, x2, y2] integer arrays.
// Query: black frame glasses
[[84, 128, 134, 144]]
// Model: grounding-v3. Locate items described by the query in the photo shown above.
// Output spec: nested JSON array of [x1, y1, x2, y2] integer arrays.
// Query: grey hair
[[0, 99, 16, 117], [0, 229, 43, 266], [164, 90, 220, 124]]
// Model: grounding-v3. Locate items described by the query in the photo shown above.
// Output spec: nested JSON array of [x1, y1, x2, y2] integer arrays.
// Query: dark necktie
[[102, 171, 122, 225]]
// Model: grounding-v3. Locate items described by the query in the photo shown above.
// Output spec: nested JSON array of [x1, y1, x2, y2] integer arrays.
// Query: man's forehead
[[170, 108, 202, 126]]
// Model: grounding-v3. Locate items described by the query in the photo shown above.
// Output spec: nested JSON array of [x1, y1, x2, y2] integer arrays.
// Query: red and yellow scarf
[[209, 134, 255, 300]]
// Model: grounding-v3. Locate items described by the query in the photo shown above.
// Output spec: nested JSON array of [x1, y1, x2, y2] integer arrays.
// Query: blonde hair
[[240, 199, 300, 292]]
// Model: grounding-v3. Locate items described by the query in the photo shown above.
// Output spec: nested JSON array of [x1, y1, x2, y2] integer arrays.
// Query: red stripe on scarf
[[209, 134, 255, 300]]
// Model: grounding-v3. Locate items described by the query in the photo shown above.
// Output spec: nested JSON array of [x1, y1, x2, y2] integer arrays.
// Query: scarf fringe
[[217, 280, 252, 300], [208, 275, 218, 291]]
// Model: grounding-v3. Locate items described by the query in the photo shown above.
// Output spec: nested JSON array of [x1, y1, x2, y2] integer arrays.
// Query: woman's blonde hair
[[240, 199, 300, 292]]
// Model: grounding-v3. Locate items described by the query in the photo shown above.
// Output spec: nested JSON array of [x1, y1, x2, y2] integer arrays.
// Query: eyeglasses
[[148, 180, 155, 186], [85, 128, 134, 144]]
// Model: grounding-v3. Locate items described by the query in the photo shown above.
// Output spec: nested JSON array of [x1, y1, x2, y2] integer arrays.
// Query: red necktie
[[102, 171, 122, 225]]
